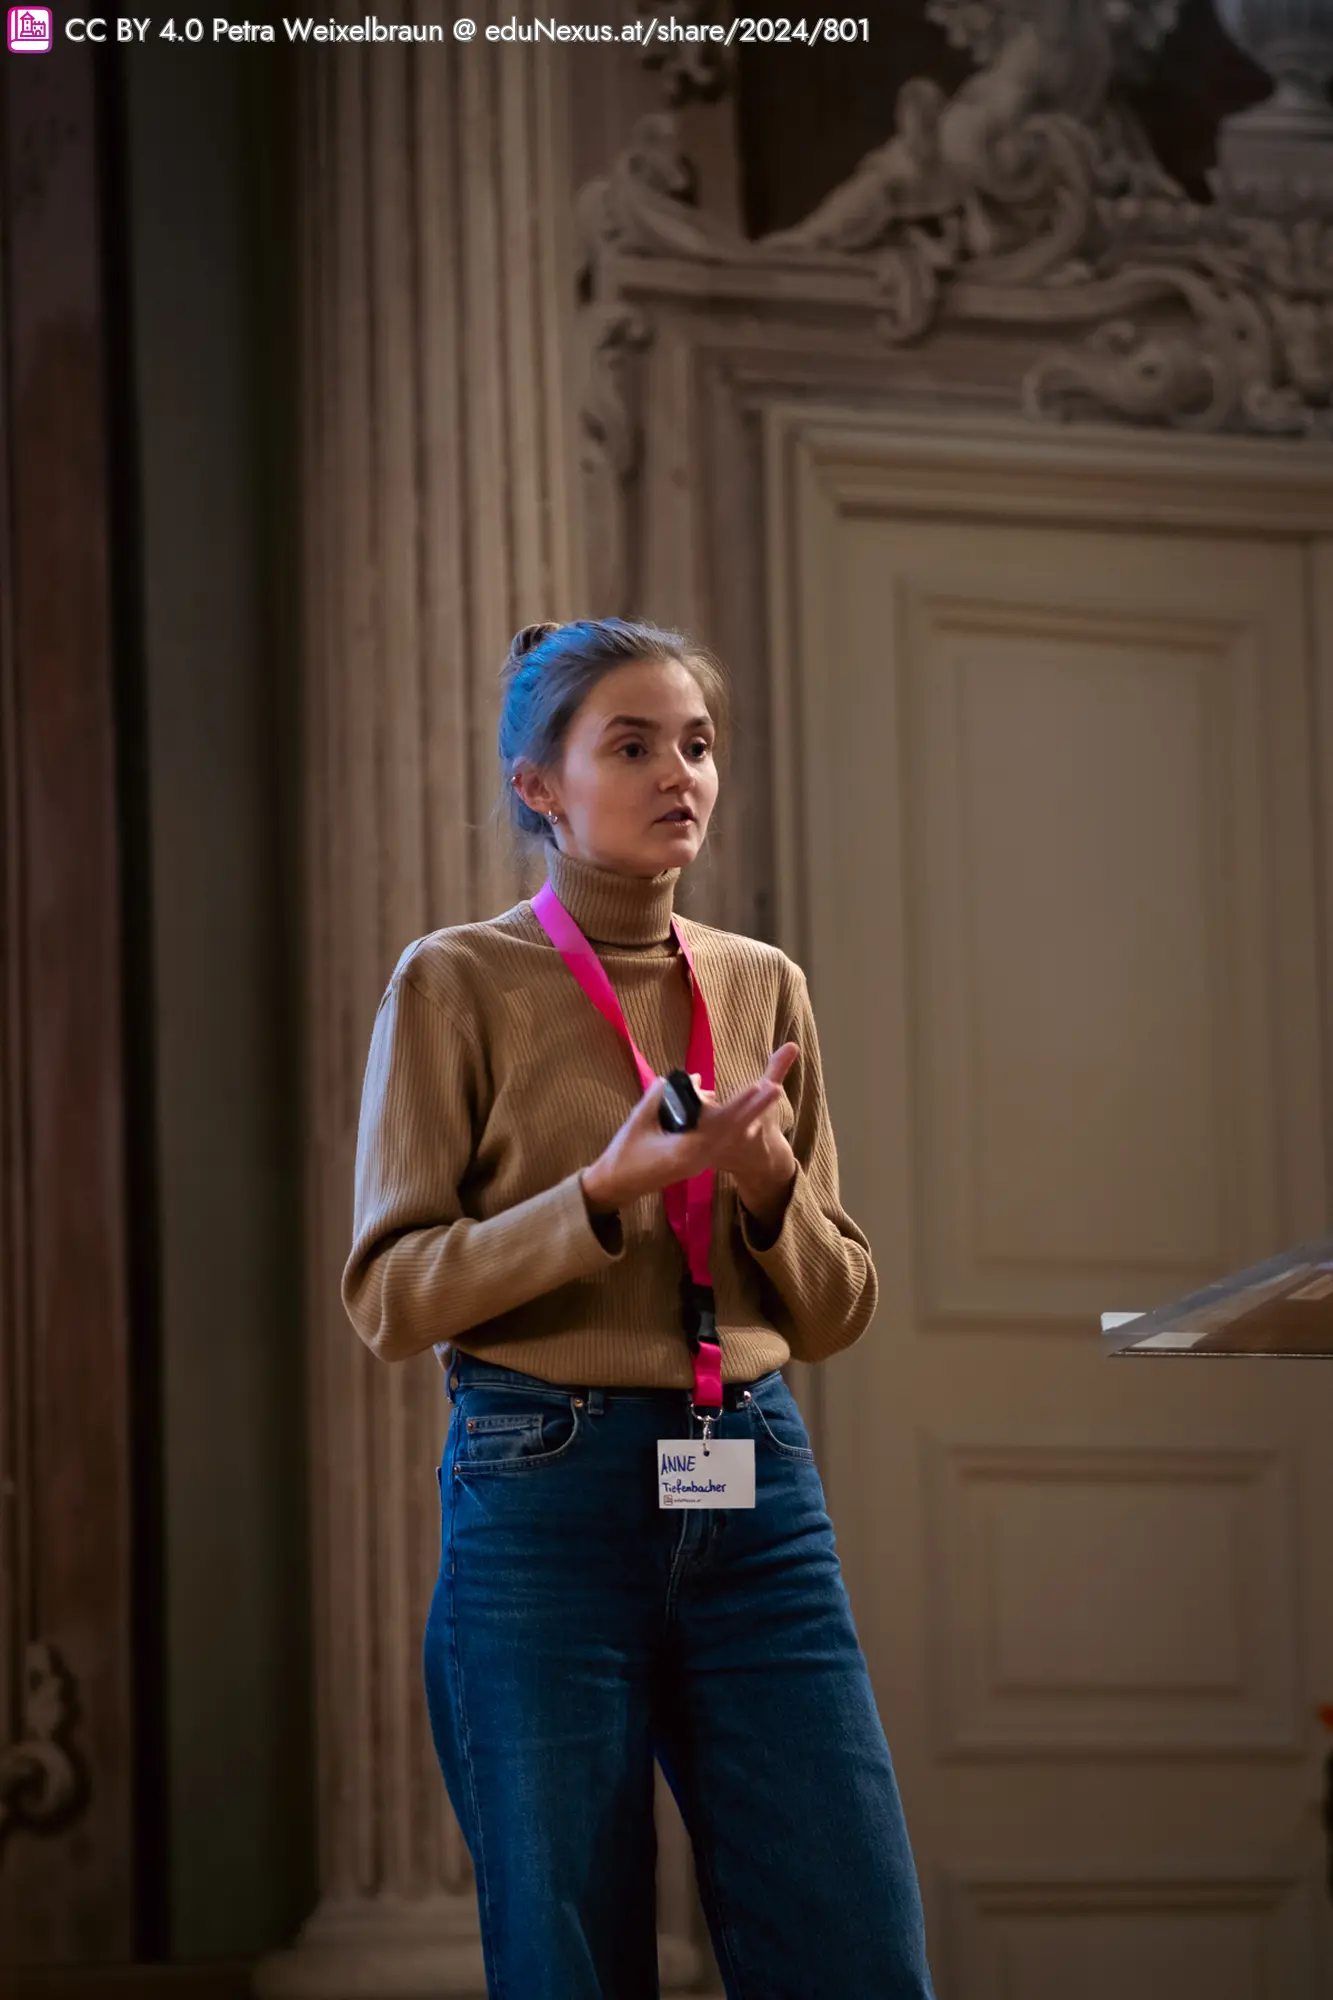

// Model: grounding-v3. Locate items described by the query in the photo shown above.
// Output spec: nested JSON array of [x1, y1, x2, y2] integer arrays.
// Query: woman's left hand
[[693, 1043, 799, 1232]]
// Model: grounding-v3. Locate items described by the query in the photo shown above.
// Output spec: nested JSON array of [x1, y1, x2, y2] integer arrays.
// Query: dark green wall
[[123, 40, 312, 1960]]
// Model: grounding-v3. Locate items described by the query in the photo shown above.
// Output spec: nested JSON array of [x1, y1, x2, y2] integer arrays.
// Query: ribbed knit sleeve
[[342, 973, 623, 1363], [739, 965, 878, 1362]]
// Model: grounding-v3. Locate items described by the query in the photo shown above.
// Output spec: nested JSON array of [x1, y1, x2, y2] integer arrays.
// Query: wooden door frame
[[1, 43, 149, 1962]]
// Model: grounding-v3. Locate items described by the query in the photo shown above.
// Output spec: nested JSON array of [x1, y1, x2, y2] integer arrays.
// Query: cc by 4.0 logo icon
[[8, 6, 53, 50]]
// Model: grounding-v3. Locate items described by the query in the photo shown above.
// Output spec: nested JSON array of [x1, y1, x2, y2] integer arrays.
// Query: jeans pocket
[[749, 1386, 816, 1464], [453, 1393, 583, 1473]]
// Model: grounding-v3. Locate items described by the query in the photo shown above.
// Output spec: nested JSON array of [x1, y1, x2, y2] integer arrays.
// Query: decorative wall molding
[[577, 301, 653, 614], [764, 399, 1333, 534], [923, 1441, 1303, 1756], [941, 1861, 1319, 1998]]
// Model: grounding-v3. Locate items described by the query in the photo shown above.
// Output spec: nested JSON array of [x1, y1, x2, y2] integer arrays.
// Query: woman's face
[[520, 657, 720, 877]]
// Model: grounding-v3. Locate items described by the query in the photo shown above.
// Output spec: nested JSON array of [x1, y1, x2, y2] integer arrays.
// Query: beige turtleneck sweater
[[342, 847, 877, 1385]]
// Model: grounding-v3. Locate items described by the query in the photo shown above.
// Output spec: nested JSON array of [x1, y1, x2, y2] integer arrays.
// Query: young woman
[[343, 618, 934, 1999]]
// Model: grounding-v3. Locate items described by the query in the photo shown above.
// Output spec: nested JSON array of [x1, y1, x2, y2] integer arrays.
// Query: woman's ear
[[512, 764, 559, 821]]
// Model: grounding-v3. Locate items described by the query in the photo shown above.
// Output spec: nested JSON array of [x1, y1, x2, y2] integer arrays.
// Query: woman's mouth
[[655, 809, 695, 825]]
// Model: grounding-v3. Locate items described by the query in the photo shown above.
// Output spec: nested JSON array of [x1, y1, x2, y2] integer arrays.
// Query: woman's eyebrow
[[602, 713, 714, 732]]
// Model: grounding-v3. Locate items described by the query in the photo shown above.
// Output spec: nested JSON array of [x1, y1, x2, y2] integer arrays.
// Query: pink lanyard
[[532, 880, 724, 1407]]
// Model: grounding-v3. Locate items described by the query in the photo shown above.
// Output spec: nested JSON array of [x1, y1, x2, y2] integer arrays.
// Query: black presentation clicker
[[658, 1069, 703, 1134]]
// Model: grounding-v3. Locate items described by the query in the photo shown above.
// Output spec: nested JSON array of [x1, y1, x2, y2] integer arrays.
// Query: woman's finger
[[765, 1041, 799, 1085]]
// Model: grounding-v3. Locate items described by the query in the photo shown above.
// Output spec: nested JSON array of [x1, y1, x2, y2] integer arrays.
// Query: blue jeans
[[424, 1353, 934, 2000]]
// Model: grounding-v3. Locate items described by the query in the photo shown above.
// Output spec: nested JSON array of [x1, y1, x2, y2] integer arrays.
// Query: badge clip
[[690, 1403, 717, 1453]]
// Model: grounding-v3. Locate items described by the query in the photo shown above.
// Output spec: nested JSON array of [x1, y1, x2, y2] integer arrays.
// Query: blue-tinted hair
[[497, 617, 730, 846]]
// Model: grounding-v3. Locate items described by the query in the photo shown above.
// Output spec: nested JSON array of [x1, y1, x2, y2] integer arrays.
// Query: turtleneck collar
[[543, 845, 680, 947]]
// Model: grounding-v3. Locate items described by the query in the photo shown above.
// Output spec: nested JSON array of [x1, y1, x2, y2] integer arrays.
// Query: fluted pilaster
[[257, 6, 583, 1993]]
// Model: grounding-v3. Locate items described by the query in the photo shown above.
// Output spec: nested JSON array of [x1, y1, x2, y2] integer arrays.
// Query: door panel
[[784, 487, 1333, 1996]]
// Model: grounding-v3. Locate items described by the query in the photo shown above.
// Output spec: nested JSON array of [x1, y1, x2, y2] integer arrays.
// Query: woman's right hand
[[580, 1071, 783, 1216]]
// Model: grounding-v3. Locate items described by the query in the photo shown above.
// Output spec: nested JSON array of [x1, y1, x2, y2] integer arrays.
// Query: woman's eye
[[617, 737, 710, 761]]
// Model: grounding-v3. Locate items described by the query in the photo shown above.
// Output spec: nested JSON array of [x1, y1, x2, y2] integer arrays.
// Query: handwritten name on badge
[[657, 1439, 755, 1509]]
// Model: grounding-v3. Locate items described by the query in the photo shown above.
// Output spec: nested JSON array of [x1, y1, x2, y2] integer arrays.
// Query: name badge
[[657, 1438, 755, 1509]]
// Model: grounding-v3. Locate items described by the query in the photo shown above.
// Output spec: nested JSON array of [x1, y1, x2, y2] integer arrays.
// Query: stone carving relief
[[579, 0, 1333, 602], [634, 0, 736, 105], [0, 1643, 80, 1846]]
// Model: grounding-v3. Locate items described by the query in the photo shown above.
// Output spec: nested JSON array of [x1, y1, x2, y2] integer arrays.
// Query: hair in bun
[[508, 621, 561, 664], [495, 617, 730, 849]]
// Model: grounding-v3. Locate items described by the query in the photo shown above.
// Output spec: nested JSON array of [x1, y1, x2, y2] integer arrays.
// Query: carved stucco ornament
[[634, 0, 736, 106], [576, 112, 740, 606], [580, 0, 1333, 469], [0, 1641, 81, 1845]]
